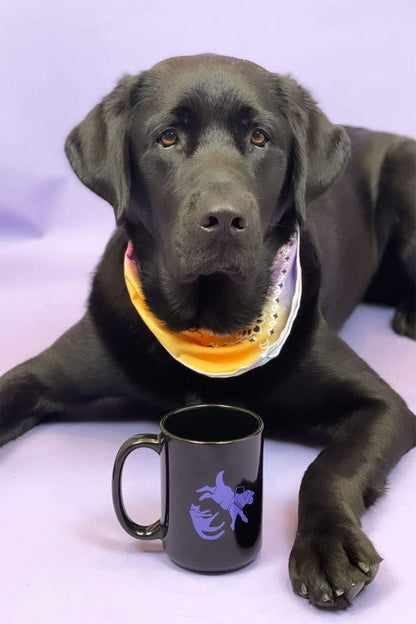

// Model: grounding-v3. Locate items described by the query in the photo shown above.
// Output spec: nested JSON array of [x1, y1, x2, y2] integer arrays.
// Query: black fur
[[1, 54, 415, 610]]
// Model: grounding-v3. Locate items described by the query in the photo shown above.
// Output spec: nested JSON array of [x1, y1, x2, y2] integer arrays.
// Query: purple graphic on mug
[[189, 470, 255, 540]]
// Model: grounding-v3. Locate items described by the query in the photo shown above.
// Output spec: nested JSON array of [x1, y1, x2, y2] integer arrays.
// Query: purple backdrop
[[1, 0, 415, 243], [1, 2, 415, 623]]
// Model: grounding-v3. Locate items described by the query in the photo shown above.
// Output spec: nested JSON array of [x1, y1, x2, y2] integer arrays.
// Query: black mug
[[112, 404, 264, 573]]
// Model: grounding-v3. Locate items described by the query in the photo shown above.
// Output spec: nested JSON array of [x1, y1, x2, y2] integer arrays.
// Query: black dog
[[1, 54, 415, 609]]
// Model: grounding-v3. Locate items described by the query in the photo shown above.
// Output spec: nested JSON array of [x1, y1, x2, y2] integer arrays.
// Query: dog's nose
[[199, 207, 247, 234]]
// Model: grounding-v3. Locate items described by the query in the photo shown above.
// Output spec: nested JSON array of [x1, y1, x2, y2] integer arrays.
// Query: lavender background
[[1, 1, 415, 623]]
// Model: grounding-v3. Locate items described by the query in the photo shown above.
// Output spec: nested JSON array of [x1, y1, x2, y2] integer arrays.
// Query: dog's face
[[128, 56, 291, 284], [65, 54, 350, 334]]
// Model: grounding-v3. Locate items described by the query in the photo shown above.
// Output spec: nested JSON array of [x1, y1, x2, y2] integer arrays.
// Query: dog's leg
[[379, 138, 416, 339], [0, 312, 138, 446], [287, 322, 415, 609]]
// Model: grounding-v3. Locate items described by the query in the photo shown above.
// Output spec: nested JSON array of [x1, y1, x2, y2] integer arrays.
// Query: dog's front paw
[[393, 295, 416, 340], [289, 518, 382, 609]]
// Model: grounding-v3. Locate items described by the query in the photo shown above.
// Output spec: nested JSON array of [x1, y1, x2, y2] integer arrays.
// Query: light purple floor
[[1, 223, 415, 624]]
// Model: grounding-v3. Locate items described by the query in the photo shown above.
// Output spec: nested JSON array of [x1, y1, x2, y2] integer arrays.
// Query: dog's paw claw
[[346, 580, 365, 601]]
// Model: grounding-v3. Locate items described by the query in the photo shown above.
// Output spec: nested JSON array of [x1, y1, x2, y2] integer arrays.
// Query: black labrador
[[1, 54, 415, 610]]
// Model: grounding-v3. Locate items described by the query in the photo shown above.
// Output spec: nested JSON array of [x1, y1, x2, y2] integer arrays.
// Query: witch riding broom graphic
[[189, 471, 254, 541]]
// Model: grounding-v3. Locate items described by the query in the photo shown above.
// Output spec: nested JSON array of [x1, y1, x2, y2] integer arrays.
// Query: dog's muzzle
[[173, 193, 262, 281]]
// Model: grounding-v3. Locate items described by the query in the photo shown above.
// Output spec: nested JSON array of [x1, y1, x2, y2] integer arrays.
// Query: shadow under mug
[[112, 404, 264, 573]]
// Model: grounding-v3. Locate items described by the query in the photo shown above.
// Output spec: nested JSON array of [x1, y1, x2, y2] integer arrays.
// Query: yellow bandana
[[124, 230, 301, 378]]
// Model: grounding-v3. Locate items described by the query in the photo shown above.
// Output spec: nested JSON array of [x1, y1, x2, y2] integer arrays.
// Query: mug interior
[[161, 404, 263, 443]]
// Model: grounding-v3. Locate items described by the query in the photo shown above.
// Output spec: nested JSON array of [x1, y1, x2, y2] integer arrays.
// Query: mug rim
[[160, 403, 264, 445]]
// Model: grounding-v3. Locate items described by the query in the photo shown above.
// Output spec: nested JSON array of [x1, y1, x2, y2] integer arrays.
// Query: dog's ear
[[65, 74, 137, 226], [274, 75, 351, 226]]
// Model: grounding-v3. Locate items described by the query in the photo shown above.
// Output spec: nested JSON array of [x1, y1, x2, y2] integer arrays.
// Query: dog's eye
[[159, 130, 178, 147], [251, 129, 269, 147]]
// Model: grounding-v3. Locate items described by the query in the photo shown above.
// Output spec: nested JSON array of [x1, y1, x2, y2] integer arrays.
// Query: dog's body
[[1, 54, 415, 609]]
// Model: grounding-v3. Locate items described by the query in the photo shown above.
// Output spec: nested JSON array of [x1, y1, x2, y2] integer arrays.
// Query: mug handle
[[112, 433, 164, 540]]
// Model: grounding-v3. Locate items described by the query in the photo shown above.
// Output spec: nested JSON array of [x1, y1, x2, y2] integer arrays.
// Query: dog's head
[[65, 54, 350, 334]]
